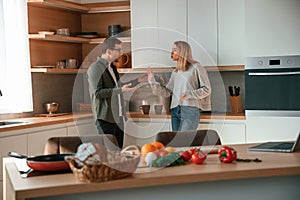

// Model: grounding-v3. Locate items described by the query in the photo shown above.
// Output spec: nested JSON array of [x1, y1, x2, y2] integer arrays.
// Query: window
[[0, 0, 33, 114]]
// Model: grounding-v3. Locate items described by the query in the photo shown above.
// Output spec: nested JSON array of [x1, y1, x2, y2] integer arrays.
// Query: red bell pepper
[[218, 146, 237, 163]]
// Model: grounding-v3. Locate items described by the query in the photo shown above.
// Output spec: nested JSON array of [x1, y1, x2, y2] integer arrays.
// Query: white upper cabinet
[[188, 0, 217, 67], [245, 0, 300, 57], [131, 0, 159, 68], [131, 0, 186, 68], [157, 0, 187, 67], [218, 0, 245, 65]]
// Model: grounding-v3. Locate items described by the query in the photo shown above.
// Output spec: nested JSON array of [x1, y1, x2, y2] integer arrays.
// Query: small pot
[[44, 102, 59, 114]]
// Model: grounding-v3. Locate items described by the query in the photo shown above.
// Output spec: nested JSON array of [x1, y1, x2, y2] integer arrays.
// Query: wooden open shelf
[[27, 0, 130, 13], [29, 34, 131, 44]]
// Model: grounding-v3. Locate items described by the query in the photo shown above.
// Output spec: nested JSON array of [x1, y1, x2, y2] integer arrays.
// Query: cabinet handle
[[248, 71, 300, 76]]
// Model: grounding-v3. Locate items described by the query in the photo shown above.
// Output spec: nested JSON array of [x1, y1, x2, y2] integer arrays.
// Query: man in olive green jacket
[[87, 37, 146, 148]]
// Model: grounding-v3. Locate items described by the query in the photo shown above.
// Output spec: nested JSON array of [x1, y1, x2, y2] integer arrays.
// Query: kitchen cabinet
[[218, 0, 245, 65], [157, 0, 187, 66], [124, 118, 171, 146], [130, 0, 186, 68], [131, 0, 244, 69], [188, 0, 217, 67], [130, 0, 159, 68], [66, 119, 98, 137], [27, 0, 131, 74], [244, 0, 300, 57], [0, 134, 27, 198], [27, 125, 67, 156], [246, 115, 300, 143], [198, 119, 246, 144]]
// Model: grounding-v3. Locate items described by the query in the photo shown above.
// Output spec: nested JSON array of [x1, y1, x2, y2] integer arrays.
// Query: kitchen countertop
[[0, 112, 245, 133], [128, 112, 245, 120], [3, 144, 300, 200]]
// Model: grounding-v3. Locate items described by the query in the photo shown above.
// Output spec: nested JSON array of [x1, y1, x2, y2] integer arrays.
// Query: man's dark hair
[[102, 37, 122, 54]]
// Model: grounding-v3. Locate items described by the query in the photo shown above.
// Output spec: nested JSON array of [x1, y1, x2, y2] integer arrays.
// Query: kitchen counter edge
[[0, 112, 245, 133]]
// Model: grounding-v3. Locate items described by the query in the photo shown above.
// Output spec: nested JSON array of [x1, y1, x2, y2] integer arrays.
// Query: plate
[[76, 34, 98, 38], [38, 31, 55, 35], [32, 65, 55, 68]]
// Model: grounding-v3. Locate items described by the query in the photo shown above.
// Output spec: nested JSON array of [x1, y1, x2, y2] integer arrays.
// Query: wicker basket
[[65, 145, 140, 183]]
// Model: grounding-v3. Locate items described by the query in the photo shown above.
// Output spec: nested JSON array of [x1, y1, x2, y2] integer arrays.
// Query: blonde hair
[[174, 41, 198, 72]]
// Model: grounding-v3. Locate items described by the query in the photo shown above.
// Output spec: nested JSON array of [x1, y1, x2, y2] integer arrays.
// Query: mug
[[154, 105, 163, 114], [139, 105, 150, 115], [56, 60, 65, 69], [114, 53, 130, 68], [65, 59, 78, 69]]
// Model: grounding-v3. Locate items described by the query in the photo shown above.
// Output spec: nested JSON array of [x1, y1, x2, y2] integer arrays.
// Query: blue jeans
[[171, 106, 200, 131]]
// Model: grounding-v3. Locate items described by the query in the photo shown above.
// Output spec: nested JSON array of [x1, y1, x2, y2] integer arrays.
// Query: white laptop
[[248, 133, 300, 153]]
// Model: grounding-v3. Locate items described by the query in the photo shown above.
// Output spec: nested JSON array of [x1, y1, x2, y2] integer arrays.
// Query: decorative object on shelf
[[44, 102, 59, 114], [108, 24, 121, 37], [113, 53, 130, 68], [56, 28, 70, 36], [56, 60, 66, 69], [65, 59, 78, 69]]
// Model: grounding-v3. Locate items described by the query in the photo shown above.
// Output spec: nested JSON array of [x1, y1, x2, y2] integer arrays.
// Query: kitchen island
[[4, 144, 300, 200]]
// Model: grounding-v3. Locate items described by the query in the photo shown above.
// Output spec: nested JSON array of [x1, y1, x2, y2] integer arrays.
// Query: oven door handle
[[248, 71, 300, 76]]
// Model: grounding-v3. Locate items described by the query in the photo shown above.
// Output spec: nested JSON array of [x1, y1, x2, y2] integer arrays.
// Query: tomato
[[191, 152, 207, 164], [180, 151, 192, 161], [189, 148, 198, 155]]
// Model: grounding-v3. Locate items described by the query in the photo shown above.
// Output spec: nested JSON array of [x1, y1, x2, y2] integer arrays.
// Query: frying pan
[[8, 152, 74, 171]]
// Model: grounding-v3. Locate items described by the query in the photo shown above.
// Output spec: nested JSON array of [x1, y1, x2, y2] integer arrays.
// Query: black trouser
[[96, 117, 124, 149]]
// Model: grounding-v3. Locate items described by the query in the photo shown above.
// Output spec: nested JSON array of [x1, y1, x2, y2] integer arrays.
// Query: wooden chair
[[155, 129, 221, 147], [44, 134, 119, 155]]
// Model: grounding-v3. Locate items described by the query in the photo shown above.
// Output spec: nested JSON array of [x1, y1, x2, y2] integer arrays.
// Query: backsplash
[[0, 73, 78, 120], [120, 70, 245, 114], [0, 69, 244, 120]]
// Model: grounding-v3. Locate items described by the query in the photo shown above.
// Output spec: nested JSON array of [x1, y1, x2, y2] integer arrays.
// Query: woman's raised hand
[[147, 66, 156, 82]]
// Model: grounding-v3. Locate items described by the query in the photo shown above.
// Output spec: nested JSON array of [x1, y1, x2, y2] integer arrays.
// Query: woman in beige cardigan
[[148, 41, 211, 131]]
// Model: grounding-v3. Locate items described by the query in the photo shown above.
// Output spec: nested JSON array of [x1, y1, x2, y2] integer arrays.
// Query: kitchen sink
[[0, 121, 27, 127]]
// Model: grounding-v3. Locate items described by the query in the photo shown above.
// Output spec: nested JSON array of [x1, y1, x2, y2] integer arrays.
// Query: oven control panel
[[245, 55, 300, 69]]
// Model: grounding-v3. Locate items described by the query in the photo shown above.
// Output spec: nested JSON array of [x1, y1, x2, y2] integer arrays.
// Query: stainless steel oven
[[245, 55, 300, 143]]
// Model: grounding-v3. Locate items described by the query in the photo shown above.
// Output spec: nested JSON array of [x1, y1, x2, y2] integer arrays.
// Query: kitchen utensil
[[229, 96, 243, 113], [228, 86, 234, 96], [44, 102, 59, 114], [7, 152, 74, 171], [65, 59, 78, 69], [108, 25, 121, 37], [139, 105, 150, 114], [234, 86, 240, 96]]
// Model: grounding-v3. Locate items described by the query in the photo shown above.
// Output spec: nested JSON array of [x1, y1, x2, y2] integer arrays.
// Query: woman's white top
[[149, 63, 211, 111]]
